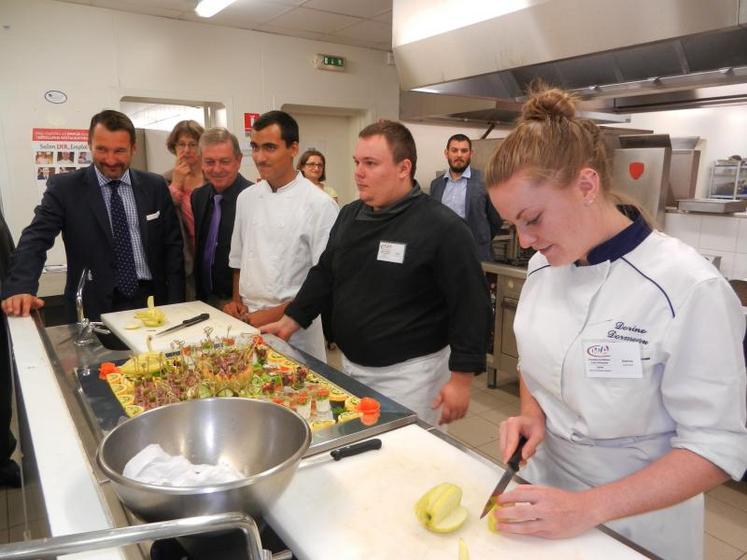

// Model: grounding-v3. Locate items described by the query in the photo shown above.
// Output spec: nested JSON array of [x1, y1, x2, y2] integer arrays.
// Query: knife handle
[[184, 312, 210, 325], [507, 435, 528, 472], [331, 438, 382, 461]]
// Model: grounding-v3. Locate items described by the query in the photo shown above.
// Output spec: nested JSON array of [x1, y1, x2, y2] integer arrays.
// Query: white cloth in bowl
[[123, 444, 245, 486]]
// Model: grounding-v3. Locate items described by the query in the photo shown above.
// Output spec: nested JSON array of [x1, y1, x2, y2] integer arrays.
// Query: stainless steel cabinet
[[482, 263, 526, 388]]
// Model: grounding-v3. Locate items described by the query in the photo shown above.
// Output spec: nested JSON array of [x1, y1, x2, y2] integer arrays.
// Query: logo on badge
[[586, 344, 610, 357]]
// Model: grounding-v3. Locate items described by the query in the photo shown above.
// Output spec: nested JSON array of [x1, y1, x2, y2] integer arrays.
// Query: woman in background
[[486, 85, 747, 560], [297, 149, 338, 203], [164, 120, 205, 300]]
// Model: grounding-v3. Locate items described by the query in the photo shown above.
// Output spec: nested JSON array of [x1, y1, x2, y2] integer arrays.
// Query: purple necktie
[[108, 180, 138, 298], [202, 193, 223, 294]]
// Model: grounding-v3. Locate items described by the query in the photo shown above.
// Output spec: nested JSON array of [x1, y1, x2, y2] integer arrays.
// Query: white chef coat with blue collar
[[514, 213, 747, 560], [229, 172, 338, 361]]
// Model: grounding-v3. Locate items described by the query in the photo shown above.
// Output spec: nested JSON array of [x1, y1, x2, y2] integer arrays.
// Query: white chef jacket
[[514, 217, 747, 560], [229, 172, 338, 361]]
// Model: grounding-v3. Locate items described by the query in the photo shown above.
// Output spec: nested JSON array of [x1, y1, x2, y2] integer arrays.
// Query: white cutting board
[[267, 424, 648, 560], [101, 301, 258, 354]]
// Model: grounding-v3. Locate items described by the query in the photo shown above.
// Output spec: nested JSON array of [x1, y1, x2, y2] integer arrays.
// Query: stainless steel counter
[[15, 318, 416, 558], [12, 316, 657, 559]]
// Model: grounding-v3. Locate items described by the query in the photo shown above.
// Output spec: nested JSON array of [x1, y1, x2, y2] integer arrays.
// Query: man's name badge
[[377, 241, 406, 264], [583, 340, 643, 379]]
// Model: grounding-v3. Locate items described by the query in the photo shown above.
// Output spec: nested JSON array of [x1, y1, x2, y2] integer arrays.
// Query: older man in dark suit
[[191, 128, 252, 307], [429, 134, 502, 262], [1, 110, 184, 321]]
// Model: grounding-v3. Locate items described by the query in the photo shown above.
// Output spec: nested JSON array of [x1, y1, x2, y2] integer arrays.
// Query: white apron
[[341, 346, 451, 425], [287, 317, 326, 363], [522, 430, 703, 560]]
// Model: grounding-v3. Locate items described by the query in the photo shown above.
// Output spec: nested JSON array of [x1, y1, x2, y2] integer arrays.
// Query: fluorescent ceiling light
[[195, 0, 237, 18]]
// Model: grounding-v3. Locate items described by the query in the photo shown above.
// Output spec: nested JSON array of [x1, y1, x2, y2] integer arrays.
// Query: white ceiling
[[52, 0, 393, 51]]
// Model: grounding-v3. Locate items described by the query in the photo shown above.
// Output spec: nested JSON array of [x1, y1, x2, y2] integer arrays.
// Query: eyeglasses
[[304, 162, 323, 168], [176, 142, 198, 150]]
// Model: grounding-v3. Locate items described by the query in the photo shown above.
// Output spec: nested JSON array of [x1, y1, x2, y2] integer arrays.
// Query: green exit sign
[[315, 54, 345, 72]]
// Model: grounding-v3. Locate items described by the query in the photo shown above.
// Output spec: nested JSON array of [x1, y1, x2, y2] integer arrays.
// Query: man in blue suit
[[2, 110, 184, 321], [429, 134, 502, 262]]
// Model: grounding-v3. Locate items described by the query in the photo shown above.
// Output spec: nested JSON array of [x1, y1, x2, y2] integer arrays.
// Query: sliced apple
[[134, 295, 166, 327], [458, 538, 469, 560], [414, 482, 468, 533], [486, 504, 501, 533], [430, 505, 468, 533]]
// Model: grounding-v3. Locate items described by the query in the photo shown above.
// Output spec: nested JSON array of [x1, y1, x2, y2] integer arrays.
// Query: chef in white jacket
[[484, 86, 747, 560], [226, 111, 338, 361]]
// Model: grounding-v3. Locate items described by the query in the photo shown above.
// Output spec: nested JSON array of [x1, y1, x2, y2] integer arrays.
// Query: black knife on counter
[[154, 312, 210, 337], [480, 435, 528, 518], [301, 438, 383, 467]]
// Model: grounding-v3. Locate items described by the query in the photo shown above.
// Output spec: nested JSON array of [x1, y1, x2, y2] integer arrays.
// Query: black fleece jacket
[[286, 186, 490, 372]]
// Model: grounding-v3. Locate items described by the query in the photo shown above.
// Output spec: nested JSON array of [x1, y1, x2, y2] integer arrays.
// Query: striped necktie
[[108, 180, 138, 298]]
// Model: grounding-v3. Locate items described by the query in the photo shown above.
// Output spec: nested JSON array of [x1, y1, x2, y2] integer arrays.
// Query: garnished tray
[[79, 334, 381, 434]]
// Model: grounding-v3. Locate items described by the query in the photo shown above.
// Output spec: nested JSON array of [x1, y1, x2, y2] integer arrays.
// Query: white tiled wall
[[664, 212, 747, 279]]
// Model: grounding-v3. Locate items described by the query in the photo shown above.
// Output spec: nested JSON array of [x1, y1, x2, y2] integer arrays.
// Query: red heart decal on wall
[[629, 162, 645, 180]]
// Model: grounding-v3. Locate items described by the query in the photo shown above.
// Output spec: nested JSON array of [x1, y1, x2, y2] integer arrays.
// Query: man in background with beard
[[429, 134, 501, 262]]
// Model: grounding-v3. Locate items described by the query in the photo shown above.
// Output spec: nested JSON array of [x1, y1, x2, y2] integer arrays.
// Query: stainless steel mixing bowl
[[97, 398, 311, 522]]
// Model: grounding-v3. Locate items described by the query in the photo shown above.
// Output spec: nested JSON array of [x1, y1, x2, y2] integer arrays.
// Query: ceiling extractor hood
[[394, 0, 747, 123]]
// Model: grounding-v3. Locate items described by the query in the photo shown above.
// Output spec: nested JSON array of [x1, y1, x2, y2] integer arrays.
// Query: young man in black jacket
[[263, 120, 491, 425]]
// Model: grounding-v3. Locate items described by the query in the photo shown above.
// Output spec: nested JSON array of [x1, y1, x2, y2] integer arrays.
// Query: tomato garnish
[[357, 397, 381, 413], [98, 362, 119, 380]]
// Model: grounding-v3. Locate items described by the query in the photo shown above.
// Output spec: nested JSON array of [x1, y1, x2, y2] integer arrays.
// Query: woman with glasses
[[165, 120, 205, 299], [297, 149, 338, 203]]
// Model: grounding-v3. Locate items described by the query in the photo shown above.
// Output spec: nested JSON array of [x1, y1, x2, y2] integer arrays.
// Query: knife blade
[[154, 312, 210, 337], [480, 435, 527, 519]]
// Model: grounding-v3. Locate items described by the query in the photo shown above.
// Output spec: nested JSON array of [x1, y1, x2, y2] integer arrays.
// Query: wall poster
[[32, 128, 89, 197]]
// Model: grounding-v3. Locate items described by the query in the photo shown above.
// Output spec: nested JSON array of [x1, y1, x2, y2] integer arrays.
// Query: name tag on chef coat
[[583, 340, 643, 379], [377, 241, 406, 264]]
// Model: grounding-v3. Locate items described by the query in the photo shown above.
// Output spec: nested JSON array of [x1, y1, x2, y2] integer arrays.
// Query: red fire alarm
[[244, 113, 260, 136]]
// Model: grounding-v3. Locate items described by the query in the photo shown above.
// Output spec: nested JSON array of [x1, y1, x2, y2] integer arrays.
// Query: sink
[[94, 330, 131, 351]]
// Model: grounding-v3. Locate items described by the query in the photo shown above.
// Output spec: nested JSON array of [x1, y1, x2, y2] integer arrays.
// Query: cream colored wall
[[291, 113, 359, 206], [0, 0, 399, 265]]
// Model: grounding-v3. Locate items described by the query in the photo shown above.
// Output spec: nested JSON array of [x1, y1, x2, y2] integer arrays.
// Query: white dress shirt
[[440, 166, 471, 218]]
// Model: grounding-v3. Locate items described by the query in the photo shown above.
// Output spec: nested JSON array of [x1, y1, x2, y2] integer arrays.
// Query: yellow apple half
[[414, 482, 468, 533]]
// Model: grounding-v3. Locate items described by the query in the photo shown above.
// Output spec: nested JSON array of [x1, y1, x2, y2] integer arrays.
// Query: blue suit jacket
[[429, 168, 501, 262], [3, 165, 185, 320]]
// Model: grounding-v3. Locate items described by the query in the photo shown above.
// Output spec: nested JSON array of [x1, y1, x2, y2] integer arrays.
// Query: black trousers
[[0, 318, 16, 464]]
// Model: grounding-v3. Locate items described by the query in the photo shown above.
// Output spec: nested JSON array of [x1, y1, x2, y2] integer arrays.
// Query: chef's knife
[[480, 435, 528, 519], [301, 438, 382, 467], [154, 312, 210, 337]]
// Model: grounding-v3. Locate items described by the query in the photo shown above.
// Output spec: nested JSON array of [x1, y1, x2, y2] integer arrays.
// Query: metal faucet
[[74, 267, 111, 346], [0, 511, 291, 560]]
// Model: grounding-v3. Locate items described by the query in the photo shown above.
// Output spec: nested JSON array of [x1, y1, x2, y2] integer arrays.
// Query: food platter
[[92, 333, 382, 433]]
